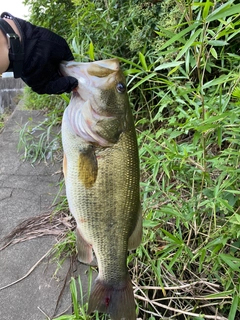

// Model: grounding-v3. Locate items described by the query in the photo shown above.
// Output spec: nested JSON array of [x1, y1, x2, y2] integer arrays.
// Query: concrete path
[[0, 103, 90, 320]]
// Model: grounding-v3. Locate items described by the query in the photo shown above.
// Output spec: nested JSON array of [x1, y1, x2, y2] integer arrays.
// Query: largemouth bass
[[60, 58, 142, 320]]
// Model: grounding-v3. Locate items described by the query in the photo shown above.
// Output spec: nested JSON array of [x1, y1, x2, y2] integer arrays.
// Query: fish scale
[[61, 58, 142, 320]]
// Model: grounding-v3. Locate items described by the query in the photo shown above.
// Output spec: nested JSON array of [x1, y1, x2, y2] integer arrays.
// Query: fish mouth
[[60, 59, 120, 90], [66, 59, 120, 118]]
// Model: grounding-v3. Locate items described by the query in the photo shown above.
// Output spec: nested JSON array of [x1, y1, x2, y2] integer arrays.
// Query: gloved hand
[[2, 12, 78, 94]]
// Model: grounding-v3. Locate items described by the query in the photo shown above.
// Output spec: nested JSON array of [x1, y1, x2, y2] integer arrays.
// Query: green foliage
[[126, 1, 240, 318], [23, 0, 74, 38], [64, 0, 166, 61]]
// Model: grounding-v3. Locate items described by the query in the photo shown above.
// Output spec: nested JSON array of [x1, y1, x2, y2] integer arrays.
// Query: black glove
[[2, 12, 78, 94]]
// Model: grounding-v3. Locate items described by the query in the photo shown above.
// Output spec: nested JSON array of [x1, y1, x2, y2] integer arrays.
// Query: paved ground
[[0, 102, 90, 320]]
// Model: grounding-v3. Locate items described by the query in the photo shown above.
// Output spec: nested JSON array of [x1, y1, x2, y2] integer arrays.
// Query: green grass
[[0, 112, 10, 131], [0, 115, 5, 131], [17, 90, 70, 163], [52, 270, 112, 320]]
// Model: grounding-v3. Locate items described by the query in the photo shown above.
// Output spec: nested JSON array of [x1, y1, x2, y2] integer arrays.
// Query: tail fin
[[88, 277, 136, 320]]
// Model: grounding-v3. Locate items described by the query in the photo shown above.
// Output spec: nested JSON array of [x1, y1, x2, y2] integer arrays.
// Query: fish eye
[[116, 82, 126, 93]]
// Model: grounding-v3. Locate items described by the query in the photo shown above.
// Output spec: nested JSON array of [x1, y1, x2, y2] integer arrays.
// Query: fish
[[60, 58, 142, 320]]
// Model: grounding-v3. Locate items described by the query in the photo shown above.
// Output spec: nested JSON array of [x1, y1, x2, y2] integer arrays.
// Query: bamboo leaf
[[203, 0, 214, 20], [71, 37, 80, 55], [219, 254, 240, 272], [210, 47, 218, 59], [203, 74, 237, 89], [159, 22, 201, 50], [218, 198, 234, 212], [204, 290, 233, 299], [208, 40, 229, 46], [232, 86, 240, 98], [154, 61, 184, 71], [88, 41, 95, 60], [139, 52, 148, 71], [124, 68, 143, 76], [162, 162, 170, 179], [175, 28, 202, 61], [162, 229, 183, 245], [206, 3, 240, 22], [143, 220, 161, 228], [156, 27, 176, 39], [128, 73, 157, 93], [168, 65, 181, 76], [225, 190, 240, 195], [168, 246, 183, 269]]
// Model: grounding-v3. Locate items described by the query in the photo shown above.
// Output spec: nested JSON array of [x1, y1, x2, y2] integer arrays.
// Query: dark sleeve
[[15, 17, 78, 94]]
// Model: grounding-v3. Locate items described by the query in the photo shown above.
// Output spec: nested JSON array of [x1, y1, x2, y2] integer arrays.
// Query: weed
[[0, 112, 11, 132], [53, 275, 107, 320], [17, 101, 66, 163]]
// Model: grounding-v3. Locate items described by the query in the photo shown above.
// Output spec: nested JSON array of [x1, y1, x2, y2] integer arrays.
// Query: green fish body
[[60, 59, 142, 320]]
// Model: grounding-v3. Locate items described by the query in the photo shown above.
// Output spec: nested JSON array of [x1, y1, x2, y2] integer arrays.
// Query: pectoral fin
[[78, 146, 98, 188], [128, 206, 142, 250]]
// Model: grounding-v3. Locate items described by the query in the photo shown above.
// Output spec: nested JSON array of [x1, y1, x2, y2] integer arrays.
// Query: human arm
[[0, 12, 78, 94]]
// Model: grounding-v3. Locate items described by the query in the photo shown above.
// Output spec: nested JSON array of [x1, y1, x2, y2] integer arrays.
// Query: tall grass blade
[[228, 295, 239, 320]]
